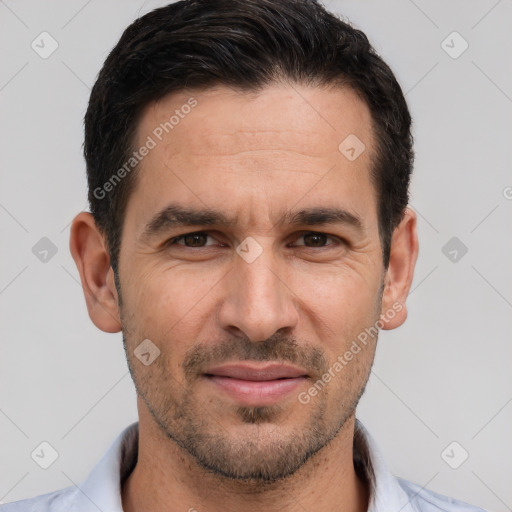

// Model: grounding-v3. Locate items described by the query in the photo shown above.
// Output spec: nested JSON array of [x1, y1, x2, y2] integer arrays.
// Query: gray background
[[0, 1, 510, 510]]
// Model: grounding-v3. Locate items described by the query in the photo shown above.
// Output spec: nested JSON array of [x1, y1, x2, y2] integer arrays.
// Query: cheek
[[126, 266, 221, 340], [292, 266, 381, 347], [295, 264, 380, 313], [121, 268, 217, 384]]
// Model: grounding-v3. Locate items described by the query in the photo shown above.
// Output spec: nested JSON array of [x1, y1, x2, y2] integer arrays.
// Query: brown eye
[[183, 233, 207, 247], [293, 232, 340, 248], [303, 233, 328, 247], [169, 232, 214, 247]]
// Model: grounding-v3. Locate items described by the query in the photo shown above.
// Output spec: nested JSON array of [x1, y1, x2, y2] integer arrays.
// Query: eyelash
[[166, 231, 344, 249]]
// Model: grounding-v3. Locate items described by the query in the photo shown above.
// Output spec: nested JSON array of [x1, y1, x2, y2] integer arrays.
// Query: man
[[2, 1, 486, 511]]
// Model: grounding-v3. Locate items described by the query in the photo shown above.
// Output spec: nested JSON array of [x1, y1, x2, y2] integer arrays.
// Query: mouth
[[203, 363, 310, 406]]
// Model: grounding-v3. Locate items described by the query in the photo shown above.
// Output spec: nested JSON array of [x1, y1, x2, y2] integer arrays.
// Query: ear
[[69, 212, 122, 333], [380, 207, 419, 330]]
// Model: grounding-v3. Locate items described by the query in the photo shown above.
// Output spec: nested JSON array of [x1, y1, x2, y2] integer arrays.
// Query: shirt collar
[[73, 419, 415, 512], [354, 419, 416, 512], [73, 422, 138, 512]]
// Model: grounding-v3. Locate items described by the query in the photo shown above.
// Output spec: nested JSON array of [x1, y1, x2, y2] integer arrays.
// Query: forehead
[[127, 83, 377, 234], [137, 83, 373, 159]]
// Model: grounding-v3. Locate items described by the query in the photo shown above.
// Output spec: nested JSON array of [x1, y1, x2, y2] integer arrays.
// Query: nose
[[218, 245, 300, 342]]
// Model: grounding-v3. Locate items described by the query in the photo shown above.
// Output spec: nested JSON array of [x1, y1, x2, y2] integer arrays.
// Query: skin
[[70, 82, 418, 512]]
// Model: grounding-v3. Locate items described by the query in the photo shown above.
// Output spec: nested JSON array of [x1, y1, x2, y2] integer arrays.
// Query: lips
[[203, 363, 309, 381], [202, 363, 309, 406]]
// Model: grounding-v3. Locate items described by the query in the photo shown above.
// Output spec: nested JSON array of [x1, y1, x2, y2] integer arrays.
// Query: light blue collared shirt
[[1, 419, 487, 512]]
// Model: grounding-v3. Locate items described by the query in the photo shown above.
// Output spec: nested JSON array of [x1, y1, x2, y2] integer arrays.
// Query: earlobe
[[69, 212, 122, 333], [380, 207, 419, 330]]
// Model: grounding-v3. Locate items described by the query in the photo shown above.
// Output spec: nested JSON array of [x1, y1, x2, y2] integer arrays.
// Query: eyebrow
[[283, 207, 362, 229], [140, 202, 363, 242]]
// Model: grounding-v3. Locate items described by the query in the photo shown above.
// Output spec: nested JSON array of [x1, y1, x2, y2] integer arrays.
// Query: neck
[[122, 403, 369, 512]]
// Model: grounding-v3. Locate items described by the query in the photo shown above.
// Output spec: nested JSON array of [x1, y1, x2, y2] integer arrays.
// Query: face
[[116, 83, 387, 482]]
